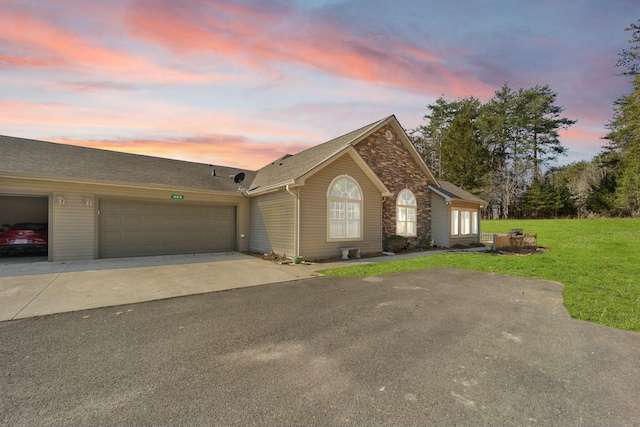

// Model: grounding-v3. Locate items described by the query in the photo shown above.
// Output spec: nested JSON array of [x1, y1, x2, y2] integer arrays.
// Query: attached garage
[[99, 199, 236, 258]]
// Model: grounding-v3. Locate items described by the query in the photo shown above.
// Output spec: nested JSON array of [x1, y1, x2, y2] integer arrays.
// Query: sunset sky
[[1, 0, 637, 170]]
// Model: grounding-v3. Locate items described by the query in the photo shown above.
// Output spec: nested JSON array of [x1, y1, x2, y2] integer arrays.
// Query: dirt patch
[[495, 246, 549, 256]]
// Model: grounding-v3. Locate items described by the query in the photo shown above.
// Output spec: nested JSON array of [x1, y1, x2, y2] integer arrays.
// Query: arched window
[[396, 189, 417, 237], [327, 176, 362, 240]]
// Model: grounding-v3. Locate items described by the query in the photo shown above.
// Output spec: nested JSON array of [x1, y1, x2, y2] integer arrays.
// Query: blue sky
[[0, 0, 637, 169]]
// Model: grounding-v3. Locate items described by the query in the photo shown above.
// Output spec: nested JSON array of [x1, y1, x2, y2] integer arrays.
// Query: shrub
[[417, 235, 433, 248], [384, 235, 408, 252]]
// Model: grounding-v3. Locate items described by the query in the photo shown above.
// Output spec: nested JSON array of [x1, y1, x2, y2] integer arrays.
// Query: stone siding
[[354, 124, 432, 244]]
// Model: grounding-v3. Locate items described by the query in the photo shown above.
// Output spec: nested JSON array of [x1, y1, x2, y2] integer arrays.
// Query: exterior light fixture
[[55, 195, 66, 206], [83, 197, 94, 207]]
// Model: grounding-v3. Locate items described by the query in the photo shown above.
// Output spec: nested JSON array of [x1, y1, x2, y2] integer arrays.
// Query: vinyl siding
[[299, 153, 382, 259], [52, 192, 96, 260], [430, 192, 449, 248], [0, 177, 249, 261], [249, 190, 295, 256]]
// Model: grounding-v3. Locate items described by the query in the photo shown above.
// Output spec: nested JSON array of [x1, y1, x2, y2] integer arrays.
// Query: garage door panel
[[142, 230, 162, 243], [120, 216, 144, 228], [105, 202, 142, 214], [142, 204, 171, 215], [99, 200, 236, 258]]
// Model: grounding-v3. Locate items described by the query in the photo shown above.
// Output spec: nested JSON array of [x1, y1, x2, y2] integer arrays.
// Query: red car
[[0, 223, 48, 256]]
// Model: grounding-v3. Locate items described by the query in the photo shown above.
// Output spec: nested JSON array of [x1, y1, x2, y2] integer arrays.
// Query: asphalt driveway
[[2, 268, 639, 426]]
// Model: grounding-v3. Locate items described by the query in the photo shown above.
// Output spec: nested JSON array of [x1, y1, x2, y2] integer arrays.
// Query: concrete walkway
[[0, 248, 486, 321]]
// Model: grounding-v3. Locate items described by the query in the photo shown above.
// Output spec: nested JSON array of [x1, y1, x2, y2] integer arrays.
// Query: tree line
[[409, 19, 640, 219]]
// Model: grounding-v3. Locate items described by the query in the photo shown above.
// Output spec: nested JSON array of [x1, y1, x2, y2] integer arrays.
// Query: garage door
[[99, 199, 236, 258]]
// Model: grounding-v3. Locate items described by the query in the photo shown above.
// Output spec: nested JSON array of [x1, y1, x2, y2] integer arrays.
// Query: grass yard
[[320, 218, 640, 332]]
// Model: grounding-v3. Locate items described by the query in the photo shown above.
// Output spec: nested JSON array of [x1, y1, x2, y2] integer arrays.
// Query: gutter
[[245, 179, 297, 196], [285, 184, 300, 257]]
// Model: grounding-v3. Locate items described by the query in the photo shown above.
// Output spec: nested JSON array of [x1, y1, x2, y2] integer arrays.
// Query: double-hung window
[[328, 176, 362, 240]]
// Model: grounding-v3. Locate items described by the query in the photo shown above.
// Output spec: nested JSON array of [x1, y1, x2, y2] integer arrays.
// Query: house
[[0, 116, 485, 262]]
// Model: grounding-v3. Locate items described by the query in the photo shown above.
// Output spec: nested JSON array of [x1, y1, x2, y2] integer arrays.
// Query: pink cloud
[[124, 0, 492, 97], [0, 6, 227, 84], [559, 126, 607, 151], [51, 136, 315, 170], [0, 98, 323, 142]]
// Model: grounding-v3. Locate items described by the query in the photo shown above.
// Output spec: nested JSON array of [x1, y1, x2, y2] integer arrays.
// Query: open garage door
[[0, 195, 49, 258], [99, 199, 236, 258]]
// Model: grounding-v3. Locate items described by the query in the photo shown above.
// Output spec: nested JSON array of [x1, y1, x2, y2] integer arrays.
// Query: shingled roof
[[2, 115, 438, 196], [248, 116, 390, 193], [430, 180, 487, 205], [0, 135, 255, 193]]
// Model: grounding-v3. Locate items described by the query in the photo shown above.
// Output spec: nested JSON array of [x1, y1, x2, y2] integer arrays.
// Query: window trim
[[326, 175, 364, 242], [396, 189, 417, 237]]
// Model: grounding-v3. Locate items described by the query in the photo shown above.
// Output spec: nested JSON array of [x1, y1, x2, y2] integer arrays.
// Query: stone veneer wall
[[354, 123, 432, 243]]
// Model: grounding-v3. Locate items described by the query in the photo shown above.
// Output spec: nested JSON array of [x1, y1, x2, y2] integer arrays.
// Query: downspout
[[381, 196, 387, 248], [285, 185, 300, 257]]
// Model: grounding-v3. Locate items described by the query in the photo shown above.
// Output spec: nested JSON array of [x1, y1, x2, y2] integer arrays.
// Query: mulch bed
[[244, 245, 549, 265]]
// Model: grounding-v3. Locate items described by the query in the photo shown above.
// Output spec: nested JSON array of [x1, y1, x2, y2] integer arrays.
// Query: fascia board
[[346, 149, 391, 197], [295, 147, 391, 197], [0, 172, 244, 197], [428, 185, 454, 203]]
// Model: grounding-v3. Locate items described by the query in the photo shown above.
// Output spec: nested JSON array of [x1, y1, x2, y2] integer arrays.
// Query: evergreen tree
[[478, 83, 574, 218], [604, 20, 640, 216], [551, 161, 602, 217], [616, 19, 640, 76], [410, 96, 488, 194], [412, 83, 575, 218], [518, 85, 576, 179], [438, 97, 488, 192]]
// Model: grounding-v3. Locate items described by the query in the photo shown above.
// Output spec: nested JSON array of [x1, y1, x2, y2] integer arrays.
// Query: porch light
[[83, 197, 94, 207], [55, 195, 65, 206]]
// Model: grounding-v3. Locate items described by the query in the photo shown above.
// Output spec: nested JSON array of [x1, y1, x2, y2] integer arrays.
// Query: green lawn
[[319, 219, 640, 332]]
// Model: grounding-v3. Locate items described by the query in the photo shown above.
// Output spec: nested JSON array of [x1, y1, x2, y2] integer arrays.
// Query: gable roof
[[0, 135, 255, 193], [429, 180, 487, 205], [1, 115, 438, 196], [248, 115, 437, 194]]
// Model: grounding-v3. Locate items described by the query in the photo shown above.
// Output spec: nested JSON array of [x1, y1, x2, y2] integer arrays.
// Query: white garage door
[[99, 199, 236, 258]]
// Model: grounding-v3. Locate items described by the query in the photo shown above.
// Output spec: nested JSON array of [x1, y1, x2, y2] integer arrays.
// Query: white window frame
[[451, 208, 480, 237], [327, 175, 363, 241], [396, 189, 417, 237], [451, 209, 459, 236]]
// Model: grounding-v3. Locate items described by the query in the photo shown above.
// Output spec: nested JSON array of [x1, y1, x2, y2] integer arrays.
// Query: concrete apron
[[0, 248, 486, 322], [0, 252, 330, 321]]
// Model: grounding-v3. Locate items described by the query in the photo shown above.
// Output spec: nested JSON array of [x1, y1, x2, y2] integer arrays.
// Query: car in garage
[[0, 223, 48, 256]]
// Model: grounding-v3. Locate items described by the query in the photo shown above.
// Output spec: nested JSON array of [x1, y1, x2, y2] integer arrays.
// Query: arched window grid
[[327, 175, 363, 240], [396, 189, 417, 237]]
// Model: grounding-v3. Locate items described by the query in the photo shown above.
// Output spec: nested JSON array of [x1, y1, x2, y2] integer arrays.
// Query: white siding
[[249, 190, 295, 256], [430, 192, 449, 248]]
